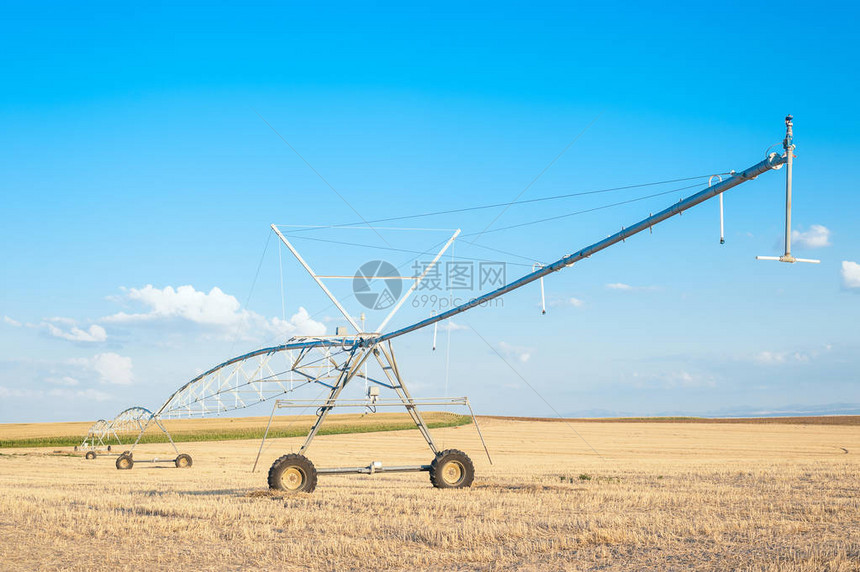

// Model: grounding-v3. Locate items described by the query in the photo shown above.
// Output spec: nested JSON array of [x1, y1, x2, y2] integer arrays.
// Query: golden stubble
[[0, 418, 857, 571]]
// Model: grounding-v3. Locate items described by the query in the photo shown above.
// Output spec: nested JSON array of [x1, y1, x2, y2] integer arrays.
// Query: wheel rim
[[281, 466, 305, 491], [177, 457, 188, 467], [441, 460, 464, 486], [119, 457, 130, 469]]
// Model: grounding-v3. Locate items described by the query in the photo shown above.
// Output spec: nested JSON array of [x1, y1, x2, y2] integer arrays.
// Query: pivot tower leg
[[375, 342, 439, 454], [298, 348, 374, 454]]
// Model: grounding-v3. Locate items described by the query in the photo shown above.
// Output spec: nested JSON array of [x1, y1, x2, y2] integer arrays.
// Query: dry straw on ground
[[0, 417, 857, 571]]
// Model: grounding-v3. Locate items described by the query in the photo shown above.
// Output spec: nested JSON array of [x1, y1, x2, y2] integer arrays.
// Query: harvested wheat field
[[0, 416, 858, 571]]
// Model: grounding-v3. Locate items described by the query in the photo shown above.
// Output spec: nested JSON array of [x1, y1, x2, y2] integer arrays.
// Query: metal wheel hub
[[442, 460, 464, 485], [282, 467, 305, 490]]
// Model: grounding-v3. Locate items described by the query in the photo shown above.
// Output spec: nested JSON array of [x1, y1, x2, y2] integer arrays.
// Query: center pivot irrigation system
[[76, 407, 169, 462], [114, 117, 813, 493]]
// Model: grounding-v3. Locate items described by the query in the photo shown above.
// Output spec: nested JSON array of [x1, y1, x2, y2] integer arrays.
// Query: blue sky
[[1, 1, 858, 422]]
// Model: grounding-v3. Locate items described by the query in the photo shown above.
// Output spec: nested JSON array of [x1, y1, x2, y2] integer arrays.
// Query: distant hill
[[557, 403, 860, 419]]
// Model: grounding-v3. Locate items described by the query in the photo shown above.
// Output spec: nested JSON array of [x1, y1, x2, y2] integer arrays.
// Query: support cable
[[254, 109, 392, 247], [265, 181, 700, 346], [459, 182, 704, 238], [279, 240, 286, 322], [279, 232, 538, 268], [467, 323, 606, 461], [280, 173, 729, 232], [228, 231, 271, 356], [469, 114, 602, 244], [444, 241, 454, 397]]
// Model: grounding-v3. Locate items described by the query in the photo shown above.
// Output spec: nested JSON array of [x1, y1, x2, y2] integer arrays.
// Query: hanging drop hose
[[533, 263, 546, 315]]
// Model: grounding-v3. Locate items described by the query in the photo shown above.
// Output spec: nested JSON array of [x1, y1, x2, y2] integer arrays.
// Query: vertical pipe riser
[[784, 115, 794, 257]]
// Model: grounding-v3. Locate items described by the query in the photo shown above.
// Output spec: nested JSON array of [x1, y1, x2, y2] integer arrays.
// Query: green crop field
[[0, 412, 472, 449]]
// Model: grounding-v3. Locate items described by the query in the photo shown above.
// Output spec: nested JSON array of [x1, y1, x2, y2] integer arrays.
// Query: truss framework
[[79, 419, 116, 451], [119, 338, 363, 458], [80, 407, 163, 453], [155, 338, 355, 419], [110, 406, 154, 434]]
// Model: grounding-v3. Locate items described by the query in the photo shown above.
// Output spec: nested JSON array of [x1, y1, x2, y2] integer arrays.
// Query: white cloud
[[104, 285, 242, 326], [47, 388, 112, 402], [47, 376, 80, 387], [71, 353, 134, 385], [102, 284, 326, 340], [549, 297, 585, 308], [751, 344, 831, 366], [606, 283, 658, 292], [754, 351, 811, 365], [842, 261, 860, 290], [44, 319, 107, 342], [673, 371, 699, 386], [0, 386, 43, 399], [0, 385, 112, 402], [631, 370, 716, 389], [498, 341, 532, 363], [754, 351, 785, 364], [3, 316, 21, 327], [792, 225, 831, 249], [438, 321, 468, 332], [267, 307, 327, 338]]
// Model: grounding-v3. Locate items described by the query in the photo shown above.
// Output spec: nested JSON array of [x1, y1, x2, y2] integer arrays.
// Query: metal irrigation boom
[[378, 116, 815, 343], [79, 406, 157, 460]]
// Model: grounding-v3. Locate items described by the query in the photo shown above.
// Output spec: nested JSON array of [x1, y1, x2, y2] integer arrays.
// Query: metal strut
[[127, 413, 180, 454], [299, 347, 375, 454]]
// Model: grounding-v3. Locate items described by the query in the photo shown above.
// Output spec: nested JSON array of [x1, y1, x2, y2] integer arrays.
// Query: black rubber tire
[[175, 453, 193, 468], [116, 454, 134, 470], [85, 451, 96, 460], [429, 449, 475, 489], [268, 454, 317, 493], [107, 445, 112, 452], [74, 445, 78, 452]]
